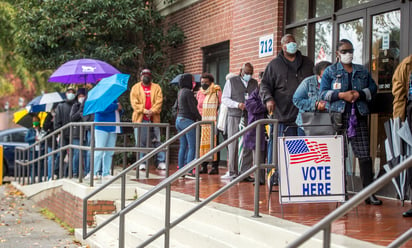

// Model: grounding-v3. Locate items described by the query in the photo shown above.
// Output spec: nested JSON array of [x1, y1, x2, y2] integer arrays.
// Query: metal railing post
[[253, 123, 262, 218], [195, 124, 200, 202]]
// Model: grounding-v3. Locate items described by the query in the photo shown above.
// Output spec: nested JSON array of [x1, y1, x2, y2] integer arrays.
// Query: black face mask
[[201, 83, 210, 90], [142, 76, 151, 85]]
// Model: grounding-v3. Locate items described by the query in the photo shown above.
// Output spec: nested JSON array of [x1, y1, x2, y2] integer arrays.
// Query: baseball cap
[[141, 69, 152, 76]]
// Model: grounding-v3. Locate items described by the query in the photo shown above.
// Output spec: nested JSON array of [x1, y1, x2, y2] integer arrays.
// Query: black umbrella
[[170, 74, 201, 86]]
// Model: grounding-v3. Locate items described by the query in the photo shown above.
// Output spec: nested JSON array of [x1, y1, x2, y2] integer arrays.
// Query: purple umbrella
[[347, 103, 357, 138], [48, 58, 121, 84]]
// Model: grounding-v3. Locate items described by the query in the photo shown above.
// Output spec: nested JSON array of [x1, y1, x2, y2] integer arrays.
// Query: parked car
[[0, 127, 29, 177]]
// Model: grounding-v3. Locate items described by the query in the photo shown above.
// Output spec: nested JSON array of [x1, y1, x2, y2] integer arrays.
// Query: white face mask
[[66, 93, 75, 101], [78, 97, 85, 104], [340, 53, 353, 64]]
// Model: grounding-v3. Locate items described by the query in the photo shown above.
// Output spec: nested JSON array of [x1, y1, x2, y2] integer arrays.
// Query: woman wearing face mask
[[25, 115, 45, 182], [174, 73, 202, 177], [320, 39, 381, 205], [196, 73, 222, 175]]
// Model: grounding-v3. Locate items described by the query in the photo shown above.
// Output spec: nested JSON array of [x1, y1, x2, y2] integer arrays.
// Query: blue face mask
[[242, 74, 251, 82], [286, 42, 298, 54]]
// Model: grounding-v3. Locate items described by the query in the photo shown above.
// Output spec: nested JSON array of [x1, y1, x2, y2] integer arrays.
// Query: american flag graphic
[[285, 139, 331, 164]]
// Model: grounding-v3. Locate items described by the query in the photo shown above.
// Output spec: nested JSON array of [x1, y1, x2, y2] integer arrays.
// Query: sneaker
[[220, 171, 231, 179], [93, 175, 100, 180], [139, 164, 146, 170], [102, 175, 114, 180], [185, 172, 196, 179], [157, 162, 166, 170], [84, 173, 91, 180]]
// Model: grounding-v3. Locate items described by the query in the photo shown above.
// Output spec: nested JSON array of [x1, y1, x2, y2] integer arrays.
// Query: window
[[315, 21, 333, 63], [342, 0, 372, 9]]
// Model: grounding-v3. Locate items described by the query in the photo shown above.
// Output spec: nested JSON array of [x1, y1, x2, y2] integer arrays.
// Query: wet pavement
[[0, 182, 82, 248]]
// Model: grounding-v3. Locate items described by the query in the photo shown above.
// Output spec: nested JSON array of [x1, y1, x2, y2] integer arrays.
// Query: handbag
[[301, 110, 336, 136], [216, 104, 228, 134]]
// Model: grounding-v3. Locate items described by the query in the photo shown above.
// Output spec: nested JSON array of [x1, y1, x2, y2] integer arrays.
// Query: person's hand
[[350, 90, 360, 103], [146, 109, 153, 117], [266, 100, 275, 114], [316, 101, 326, 111], [117, 103, 122, 110], [238, 103, 246, 111], [339, 91, 355, 103]]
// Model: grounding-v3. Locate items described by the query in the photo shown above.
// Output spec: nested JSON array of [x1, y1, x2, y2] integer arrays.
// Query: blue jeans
[[175, 117, 196, 169], [47, 147, 59, 180], [94, 129, 117, 177], [134, 120, 166, 165]]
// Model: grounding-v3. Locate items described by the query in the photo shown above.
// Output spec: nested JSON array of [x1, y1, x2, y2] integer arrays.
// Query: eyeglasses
[[339, 49, 354, 54]]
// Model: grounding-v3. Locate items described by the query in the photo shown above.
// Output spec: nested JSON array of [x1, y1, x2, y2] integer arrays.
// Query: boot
[[199, 162, 208, 174], [208, 162, 219, 175], [359, 157, 382, 205]]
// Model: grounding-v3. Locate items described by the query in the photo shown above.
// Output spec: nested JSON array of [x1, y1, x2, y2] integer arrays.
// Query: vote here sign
[[278, 136, 345, 203]]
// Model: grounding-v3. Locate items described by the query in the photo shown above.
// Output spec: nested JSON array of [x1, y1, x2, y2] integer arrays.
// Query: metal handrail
[[287, 155, 412, 248], [14, 121, 170, 186], [82, 118, 279, 248]]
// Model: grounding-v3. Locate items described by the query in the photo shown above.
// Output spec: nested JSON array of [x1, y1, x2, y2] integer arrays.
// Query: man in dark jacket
[[259, 34, 314, 185], [70, 88, 86, 178], [54, 87, 77, 177]]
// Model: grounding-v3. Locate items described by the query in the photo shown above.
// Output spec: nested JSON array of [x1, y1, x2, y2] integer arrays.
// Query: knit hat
[[141, 69, 152, 76], [77, 88, 86, 96]]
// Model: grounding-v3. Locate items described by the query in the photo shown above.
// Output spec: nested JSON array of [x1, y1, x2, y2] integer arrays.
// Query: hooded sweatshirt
[[176, 73, 201, 121], [260, 50, 314, 123]]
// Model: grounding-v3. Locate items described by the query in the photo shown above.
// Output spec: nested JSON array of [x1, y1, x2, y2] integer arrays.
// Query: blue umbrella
[[26, 92, 66, 113], [170, 74, 201, 85], [83, 74, 130, 115]]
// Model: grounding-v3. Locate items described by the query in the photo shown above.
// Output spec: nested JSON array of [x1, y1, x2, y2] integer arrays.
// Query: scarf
[[199, 83, 221, 159]]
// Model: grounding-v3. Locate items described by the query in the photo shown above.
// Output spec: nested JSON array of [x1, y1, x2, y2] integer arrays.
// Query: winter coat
[[244, 88, 267, 151], [260, 50, 314, 123], [392, 54, 412, 120], [130, 82, 163, 123], [54, 99, 76, 137]]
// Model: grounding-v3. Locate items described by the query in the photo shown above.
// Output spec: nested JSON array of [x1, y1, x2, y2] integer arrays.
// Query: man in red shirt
[[130, 69, 166, 170]]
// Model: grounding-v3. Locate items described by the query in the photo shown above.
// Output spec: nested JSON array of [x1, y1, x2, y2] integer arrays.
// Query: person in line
[[130, 69, 166, 171], [43, 104, 58, 180], [391, 54, 412, 216], [320, 39, 382, 205], [70, 88, 87, 178], [260, 34, 314, 185], [293, 61, 332, 135], [196, 73, 222, 175], [219, 72, 237, 179], [54, 87, 77, 177], [24, 115, 45, 182], [85, 100, 122, 180], [175, 73, 201, 178], [244, 75, 267, 185], [222, 63, 258, 182]]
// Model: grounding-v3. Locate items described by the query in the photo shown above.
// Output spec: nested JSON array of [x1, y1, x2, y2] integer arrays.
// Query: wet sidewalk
[[0, 182, 81, 248]]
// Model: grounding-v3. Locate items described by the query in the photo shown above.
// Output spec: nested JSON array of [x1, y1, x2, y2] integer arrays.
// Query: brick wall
[[37, 187, 115, 228], [166, 0, 285, 77]]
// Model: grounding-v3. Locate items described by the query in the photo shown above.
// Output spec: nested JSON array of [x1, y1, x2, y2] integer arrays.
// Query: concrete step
[[75, 182, 383, 248]]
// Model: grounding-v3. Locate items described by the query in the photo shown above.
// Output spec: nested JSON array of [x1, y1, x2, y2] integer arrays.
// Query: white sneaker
[[84, 173, 91, 180], [102, 175, 114, 180], [220, 171, 231, 179], [139, 164, 146, 170], [157, 162, 166, 170]]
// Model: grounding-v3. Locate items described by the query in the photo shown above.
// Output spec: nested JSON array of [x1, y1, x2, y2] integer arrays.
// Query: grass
[[40, 208, 75, 235]]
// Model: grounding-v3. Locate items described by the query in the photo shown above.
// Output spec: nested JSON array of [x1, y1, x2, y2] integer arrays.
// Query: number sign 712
[[259, 34, 274, 58]]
